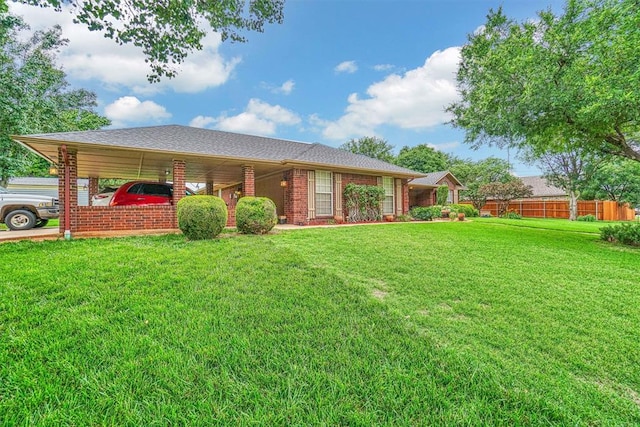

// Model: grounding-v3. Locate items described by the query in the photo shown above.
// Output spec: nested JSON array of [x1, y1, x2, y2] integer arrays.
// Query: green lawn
[[1, 221, 639, 425], [0, 218, 58, 231]]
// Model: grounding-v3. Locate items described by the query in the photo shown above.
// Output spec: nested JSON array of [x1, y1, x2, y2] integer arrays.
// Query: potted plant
[[278, 215, 287, 224], [458, 212, 465, 221]]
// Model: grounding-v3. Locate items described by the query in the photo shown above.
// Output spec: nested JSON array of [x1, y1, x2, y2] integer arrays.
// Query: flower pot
[[441, 210, 450, 218], [384, 215, 395, 222], [278, 216, 287, 224], [458, 212, 465, 221]]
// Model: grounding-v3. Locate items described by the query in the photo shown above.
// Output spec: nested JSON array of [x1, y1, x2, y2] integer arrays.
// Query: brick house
[[408, 171, 464, 208], [13, 125, 423, 236]]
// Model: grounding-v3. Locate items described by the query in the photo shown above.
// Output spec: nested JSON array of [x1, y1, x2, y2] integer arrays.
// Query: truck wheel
[[5, 210, 37, 231], [34, 219, 49, 228]]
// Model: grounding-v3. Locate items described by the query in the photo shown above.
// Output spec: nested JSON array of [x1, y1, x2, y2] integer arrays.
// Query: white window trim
[[315, 170, 333, 217], [382, 176, 394, 215]]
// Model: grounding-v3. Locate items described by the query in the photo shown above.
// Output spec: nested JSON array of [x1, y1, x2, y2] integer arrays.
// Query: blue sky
[[10, 0, 564, 176]]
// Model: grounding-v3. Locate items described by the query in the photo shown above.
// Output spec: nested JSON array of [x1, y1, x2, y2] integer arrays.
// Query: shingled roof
[[17, 125, 420, 177], [409, 171, 463, 187], [520, 176, 566, 198]]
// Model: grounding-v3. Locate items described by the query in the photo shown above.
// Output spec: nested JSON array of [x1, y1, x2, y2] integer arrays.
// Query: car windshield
[[0, 187, 8, 194]]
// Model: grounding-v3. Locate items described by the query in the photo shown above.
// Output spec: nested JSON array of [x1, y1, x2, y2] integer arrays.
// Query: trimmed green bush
[[396, 214, 412, 222], [409, 207, 433, 221], [450, 203, 479, 217], [577, 214, 596, 222], [501, 211, 522, 219], [177, 195, 228, 240], [236, 196, 277, 234], [600, 223, 640, 246]]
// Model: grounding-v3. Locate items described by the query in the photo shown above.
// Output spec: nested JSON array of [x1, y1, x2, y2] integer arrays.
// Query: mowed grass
[[1, 222, 639, 425], [473, 216, 637, 234]]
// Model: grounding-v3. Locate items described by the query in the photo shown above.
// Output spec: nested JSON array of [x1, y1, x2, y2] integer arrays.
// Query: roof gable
[[410, 171, 463, 187]]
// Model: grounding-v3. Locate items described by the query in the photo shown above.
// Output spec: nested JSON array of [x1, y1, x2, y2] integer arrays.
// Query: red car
[[109, 181, 194, 206]]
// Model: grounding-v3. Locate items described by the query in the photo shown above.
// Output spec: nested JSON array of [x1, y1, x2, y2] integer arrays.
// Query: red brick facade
[[74, 205, 176, 232], [243, 165, 255, 197]]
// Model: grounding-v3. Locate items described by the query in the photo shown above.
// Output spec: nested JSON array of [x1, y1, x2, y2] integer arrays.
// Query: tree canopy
[[340, 136, 395, 163], [580, 158, 640, 206], [448, 0, 640, 162], [449, 157, 513, 210], [10, 0, 285, 82], [1, 11, 109, 186], [395, 144, 455, 173]]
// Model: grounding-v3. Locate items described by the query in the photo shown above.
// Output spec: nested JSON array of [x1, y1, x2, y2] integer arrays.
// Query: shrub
[[501, 210, 522, 219], [236, 197, 277, 234], [436, 185, 449, 206], [600, 223, 640, 246], [344, 183, 385, 222], [448, 211, 457, 220], [577, 214, 596, 222], [450, 203, 479, 217], [396, 214, 412, 222], [177, 195, 228, 240], [409, 207, 433, 221]]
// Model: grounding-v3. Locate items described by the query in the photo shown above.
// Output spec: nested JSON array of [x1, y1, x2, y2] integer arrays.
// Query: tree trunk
[[568, 191, 578, 221]]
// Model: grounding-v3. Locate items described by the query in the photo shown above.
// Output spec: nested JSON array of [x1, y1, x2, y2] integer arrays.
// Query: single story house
[[408, 171, 464, 207], [13, 125, 423, 236], [518, 176, 566, 199], [7, 177, 90, 206]]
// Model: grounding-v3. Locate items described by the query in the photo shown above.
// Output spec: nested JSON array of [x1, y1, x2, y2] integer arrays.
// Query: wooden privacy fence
[[464, 200, 636, 221]]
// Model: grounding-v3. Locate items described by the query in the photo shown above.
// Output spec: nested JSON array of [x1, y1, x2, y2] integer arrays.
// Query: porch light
[[280, 177, 288, 187], [48, 164, 58, 175]]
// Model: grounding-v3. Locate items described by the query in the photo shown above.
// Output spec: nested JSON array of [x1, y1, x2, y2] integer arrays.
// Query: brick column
[[88, 177, 99, 203], [242, 165, 255, 197], [172, 160, 186, 205], [402, 180, 410, 214], [58, 147, 78, 234], [284, 168, 308, 225]]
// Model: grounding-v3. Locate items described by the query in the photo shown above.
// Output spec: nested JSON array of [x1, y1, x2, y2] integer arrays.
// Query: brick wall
[[220, 186, 240, 226], [74, 205, 176, 232]]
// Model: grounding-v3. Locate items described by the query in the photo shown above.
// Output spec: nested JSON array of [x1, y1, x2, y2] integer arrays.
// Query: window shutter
[[395, 179, 402, 216], [334, 173, 342, 217], [307, 170, 315, 219]]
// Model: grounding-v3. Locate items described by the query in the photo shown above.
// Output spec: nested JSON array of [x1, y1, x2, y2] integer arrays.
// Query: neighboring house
[[12, 125, 423, 235], [7, 177, 90, 206], [408, 171, 464, 207], [518, 176, 566, 200]]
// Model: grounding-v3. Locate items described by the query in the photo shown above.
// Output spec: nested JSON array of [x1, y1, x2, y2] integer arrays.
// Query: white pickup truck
[[0, 186, 59, 230]]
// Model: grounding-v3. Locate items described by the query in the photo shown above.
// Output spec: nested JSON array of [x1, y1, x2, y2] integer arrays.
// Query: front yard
[[1, 220, 638, 424]]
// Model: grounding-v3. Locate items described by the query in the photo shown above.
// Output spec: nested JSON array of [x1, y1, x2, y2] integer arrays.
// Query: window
[[315, 170, 333, 216], [448, 190, 454, 204], [382, 177, 394, 215]]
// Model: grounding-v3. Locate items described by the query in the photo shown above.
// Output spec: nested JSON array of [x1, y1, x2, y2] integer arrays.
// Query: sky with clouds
[[9, 0, 564, 176]]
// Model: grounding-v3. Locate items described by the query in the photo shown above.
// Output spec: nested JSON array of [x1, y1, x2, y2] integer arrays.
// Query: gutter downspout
[[61, 144, 71, 240]]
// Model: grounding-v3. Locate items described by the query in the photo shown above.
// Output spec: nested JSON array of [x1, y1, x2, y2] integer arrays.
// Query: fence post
[[595, 200, 598, 220], [543, 199, 546, 218]]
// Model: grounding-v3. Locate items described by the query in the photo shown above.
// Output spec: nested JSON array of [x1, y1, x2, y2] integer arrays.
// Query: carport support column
[[88, 177, 99, 202], [205, 180, 214, 195], [58, 146, 78, 237], [242, 165, 255, 197], [402, 180, 409, 215], [173, 159, 187, 227]]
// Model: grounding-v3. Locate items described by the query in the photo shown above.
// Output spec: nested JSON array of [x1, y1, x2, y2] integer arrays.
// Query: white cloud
[[428, 141, 460, 152], [321, 47, 461, 140], [104, 96, 171, 127], [334, 60, 358, 74], [373, 64, 394, 71], [190, 99, 301, 136], [9, 3, 240, 95], [278, 79, 295, 95]]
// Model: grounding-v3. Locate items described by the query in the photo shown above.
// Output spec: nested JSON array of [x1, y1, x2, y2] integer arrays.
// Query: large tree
[[340, 136, 395, 163], [524, 147, 601, 220], [448, 0, 640, 162], [395, 144, 455, 173], [480, 179, 533, 217], [1, 12, 109, 186], [450, 157, 512, 210], [9, 0, 285, 82], [580, 158, 640, 207]]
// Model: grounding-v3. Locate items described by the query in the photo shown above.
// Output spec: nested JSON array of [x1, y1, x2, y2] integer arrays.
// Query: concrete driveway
[[0, 228, 60, 243]]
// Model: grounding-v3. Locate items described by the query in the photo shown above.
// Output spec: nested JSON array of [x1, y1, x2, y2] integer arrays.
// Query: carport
[[13, 125, 294, 238]]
